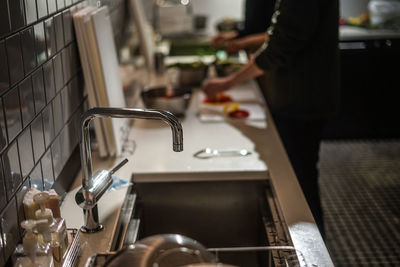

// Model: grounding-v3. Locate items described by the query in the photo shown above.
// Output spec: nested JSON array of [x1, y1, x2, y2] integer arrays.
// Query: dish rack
[[62, 228, 81, 267]]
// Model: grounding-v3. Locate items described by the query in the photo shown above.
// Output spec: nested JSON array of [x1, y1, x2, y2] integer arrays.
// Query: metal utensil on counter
[[193, 148, 251, 159]]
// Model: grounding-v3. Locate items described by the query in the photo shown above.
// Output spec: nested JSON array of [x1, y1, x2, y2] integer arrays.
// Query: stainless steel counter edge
[[260, 103, 334, 266]]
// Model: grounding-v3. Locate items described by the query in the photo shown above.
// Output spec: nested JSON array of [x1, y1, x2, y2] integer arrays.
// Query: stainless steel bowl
[[104, 234, 215, 267], [141, 86, 192, 116], [178, 67, 208, 87]]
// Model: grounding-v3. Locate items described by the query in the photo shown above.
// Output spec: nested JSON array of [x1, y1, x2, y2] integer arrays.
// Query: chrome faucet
[[75, 107, 183, 233]]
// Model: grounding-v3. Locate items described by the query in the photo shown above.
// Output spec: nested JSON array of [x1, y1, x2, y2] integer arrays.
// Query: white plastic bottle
[[34, 192, 69, 266], [13, 220, 53, 267]]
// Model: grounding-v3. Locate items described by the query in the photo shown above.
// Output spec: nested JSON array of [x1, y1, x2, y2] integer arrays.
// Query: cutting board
[[197, 90, 266, 122]]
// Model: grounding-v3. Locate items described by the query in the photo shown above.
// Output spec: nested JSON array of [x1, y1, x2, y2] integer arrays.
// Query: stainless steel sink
[[111, 180, 302, 267]]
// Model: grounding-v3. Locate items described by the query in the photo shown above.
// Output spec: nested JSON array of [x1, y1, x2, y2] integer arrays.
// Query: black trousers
[[273, 115, 325, 236]]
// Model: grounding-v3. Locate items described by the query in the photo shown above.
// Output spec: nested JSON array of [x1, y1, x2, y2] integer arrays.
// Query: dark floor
[[319, 139, 400, 267]]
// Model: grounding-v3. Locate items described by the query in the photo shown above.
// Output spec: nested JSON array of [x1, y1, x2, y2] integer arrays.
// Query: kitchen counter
[[340, 25, 400, 41], [61, 69, 333, 266]]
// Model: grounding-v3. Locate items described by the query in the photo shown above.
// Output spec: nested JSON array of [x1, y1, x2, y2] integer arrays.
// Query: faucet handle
[[110, 158, 129, 175], [76, 158, 129, 209]]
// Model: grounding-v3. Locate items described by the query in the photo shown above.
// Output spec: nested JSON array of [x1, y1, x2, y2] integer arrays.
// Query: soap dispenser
[[34, 192, 69, 264], [13, 220, 53, 267]]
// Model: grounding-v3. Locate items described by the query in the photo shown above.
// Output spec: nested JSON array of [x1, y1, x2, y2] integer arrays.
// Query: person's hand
[[202, 76, 233, 99], [211, 31, 238, 48]]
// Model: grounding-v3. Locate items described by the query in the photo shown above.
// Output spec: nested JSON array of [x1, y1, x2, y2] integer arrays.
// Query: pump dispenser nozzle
[[33, 192, 53, 224]]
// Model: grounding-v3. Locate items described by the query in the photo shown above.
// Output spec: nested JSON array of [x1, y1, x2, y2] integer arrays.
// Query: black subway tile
[[42, 104, 55, 148], [0, 0, 11, 38], [8, 0, 26, 31], [0, 198, 19, 260], [51, 134, 62, 179], [0, 41, 10, 95], [69, 75, 81, 112], [69, 43, 79, 76], [20, 27, 37, 75], [32, 68, 46, 113], [52, 92, 63, 134], [30, 161, 43, 191], [63, 9, 73, 44], [5, 34, 24, 86], [17, 126, 34, 178], [2, 140, 22, 200], [41, 148, 54, 190], [61, 85, 70, 124], [37, 0, 48, 19], [43, 60, 56, 103], [19, 77, 35, 127], [53, 53, 64, 92], [4, 86, 22, 142], [31, 114, 45, 163], [45, 17, 57, 58], [54, 13, 65, 52], [61, 48, 71, 83], [0, 160, 6, 211], [24, 0, 38, 25], [48, 0, 57, 15], [33, 22, 47, 66], [57, 0, 65, 10], [15, 178, 29, 236], [0, 98, 7, 152]]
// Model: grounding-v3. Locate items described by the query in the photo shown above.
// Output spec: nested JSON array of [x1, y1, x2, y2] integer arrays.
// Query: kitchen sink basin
[[112, 180, 301, 267]]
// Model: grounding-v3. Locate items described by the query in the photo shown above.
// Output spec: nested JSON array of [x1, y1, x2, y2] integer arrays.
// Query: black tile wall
[[2, 141, 22, 201], [54, 13, 65, 52], [33, 22, 47, 65], [31, 115, 45, 163], [41, 148, 54, 190], [0, 0, 90, 264], [0, 100, 7, 152], [0, 0, 11, 38], [0, 160, 6, 211], [17, 127, 34, 178], [45, 17, 57, 58], [37, 0, 49, 19], [1, 199, 19, 260], [43, 60, 56, 102], [4, 86, 22, 142], [0, 41, 10, 95], [54, 53, 64, 92], [0, 0, 126, 263], [20, 27, 37, 74], [42, 104, 55, 148], [32, 67, 46, 113], [6, 34, 24, 86], [8, 0, 26, 32], [24, 0, 38, 25], [19, 77, 35, 127], [48, 0, 57, 15], [57, 0, 65, 10]]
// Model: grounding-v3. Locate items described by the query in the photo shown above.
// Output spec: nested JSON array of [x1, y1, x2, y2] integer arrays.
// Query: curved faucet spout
[[78, 107, 183, 232]]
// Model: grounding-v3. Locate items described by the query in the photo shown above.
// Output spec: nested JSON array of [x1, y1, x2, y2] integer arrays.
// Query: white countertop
[[127, 80, 268, 182]]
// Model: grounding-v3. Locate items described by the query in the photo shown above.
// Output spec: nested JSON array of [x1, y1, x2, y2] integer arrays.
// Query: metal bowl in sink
[[141, 86, 192, 116], [104, 234, 215, 267]]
